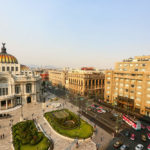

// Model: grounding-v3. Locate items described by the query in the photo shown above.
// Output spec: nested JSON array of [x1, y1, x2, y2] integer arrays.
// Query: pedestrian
[[3, 134, 4, 139], [101, 137, 103, 142]]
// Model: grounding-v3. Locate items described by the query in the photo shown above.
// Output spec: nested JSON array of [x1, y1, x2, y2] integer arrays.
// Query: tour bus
[[122, 115, 141, 130]]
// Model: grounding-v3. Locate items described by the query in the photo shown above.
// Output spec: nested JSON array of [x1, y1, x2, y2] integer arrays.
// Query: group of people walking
[[0, 134, 5, 139]]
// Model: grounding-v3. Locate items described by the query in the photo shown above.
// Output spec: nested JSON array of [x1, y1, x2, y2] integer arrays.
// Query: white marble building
[[0, 43, 42, 110]]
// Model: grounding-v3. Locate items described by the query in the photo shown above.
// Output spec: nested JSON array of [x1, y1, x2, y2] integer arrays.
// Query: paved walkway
[[0, 99, 97, 150]]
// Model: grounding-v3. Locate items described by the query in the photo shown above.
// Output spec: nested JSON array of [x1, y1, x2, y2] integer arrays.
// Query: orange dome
[[0, 43, 18, 64]]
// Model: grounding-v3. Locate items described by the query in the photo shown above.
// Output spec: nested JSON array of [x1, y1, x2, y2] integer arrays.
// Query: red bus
[[122, 115, 141, 130]]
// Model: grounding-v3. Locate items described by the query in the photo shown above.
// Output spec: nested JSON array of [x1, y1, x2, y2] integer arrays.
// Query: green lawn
[[12, 120, 52, 150], [21, 137, 50, 150], [45, 109, 93, 139]]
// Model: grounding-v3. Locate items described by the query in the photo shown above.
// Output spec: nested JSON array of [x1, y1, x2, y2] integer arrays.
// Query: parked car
[[147, 144, 150, 150], [91, 104, 99, 108], [141, 124, 145, 129], [97, 106, 103, 109], [125, 131, 130, 137], [141, 134, 147, 142], [113, 140, 123, 148], [130, 133, 135, 140], [135, 144, 144, 150], [120, 144, 129, 150], [147, 126, 150, 131], [147, 133, 150, 140], [97, 109, 103, 113], [101, 109, 106, 113]]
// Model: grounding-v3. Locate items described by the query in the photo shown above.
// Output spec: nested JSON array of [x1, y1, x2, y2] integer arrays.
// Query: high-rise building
[[105, 56, 150, 116]]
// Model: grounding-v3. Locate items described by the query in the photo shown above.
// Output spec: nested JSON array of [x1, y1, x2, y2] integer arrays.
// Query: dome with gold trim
[[0, 43, 18, 64]]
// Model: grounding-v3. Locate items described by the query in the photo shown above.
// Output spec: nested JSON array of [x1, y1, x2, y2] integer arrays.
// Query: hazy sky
[[0, 0, 150, 69]]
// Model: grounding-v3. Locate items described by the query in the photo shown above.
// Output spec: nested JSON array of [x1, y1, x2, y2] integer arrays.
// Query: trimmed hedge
[[12, 120, 51, 150], [44, 109, 93, 139]]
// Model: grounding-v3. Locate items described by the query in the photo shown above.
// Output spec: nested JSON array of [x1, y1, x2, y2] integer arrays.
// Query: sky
[[0, 0, 150, 69]]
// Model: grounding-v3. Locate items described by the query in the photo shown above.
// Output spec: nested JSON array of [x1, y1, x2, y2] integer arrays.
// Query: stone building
[[48, 69, 68, 87], [0, 43, 42, 110], [68, 68, 105, 97], [105, 55, 150, 116]]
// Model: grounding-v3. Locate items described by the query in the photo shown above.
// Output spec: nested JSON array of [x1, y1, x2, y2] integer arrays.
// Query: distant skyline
[[0, 0, 150, 69]]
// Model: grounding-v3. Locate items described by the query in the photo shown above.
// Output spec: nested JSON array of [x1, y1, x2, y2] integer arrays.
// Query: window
[[131, 84, 134, 88], [125, 84, 129, 87], [147, 94, 150, 97], [130, 96, 134, 99], [107, 87, 110, 89], [138, 80, 142, 83], [136, 97, 141, 101], [125, 89, 128, 92], [147, 81, 150, 84], [146, 101, 150, 104], [137, 92, 142, 95], [26, 83, 32, 93], [142, 64, 146, 67], [2, 66, 5, 71], [11, 67, 14, 71], [107, 81, 110, 84], [130, 64, 133, 67], [134, 69, 138, 71], [137, 86, 142, 89], [7, 67, 9, 71], [136, 103, 141, 106], [147, 88, 150, 91], [15, 85, 20, 94], [130, 91, 134, 93], [135, 64, 138, 66], [16, 67, 18, 71], [107, 77, 110, 79]]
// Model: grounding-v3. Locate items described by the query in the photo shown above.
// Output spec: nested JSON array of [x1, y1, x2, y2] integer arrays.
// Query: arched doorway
[[27, 97, 31, 103]]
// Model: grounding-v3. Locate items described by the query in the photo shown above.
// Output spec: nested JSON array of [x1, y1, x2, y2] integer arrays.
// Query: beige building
[[105, 56, 150, 116], [0, 43, 42, 110], [48, 69, 68, 87], [68, 68, 105, 97]]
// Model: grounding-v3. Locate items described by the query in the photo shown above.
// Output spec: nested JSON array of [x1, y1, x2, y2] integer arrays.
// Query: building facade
[[68, 68, 105, 97], [48, 69, 68, 87], [0, 43, 42, 110], [105, 56, 150, 116]]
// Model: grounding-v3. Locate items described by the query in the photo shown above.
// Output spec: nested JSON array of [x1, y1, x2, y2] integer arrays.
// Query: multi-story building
[[68, 68, 105, 97], [48, 69, 68, 87], [105, 56, 150, 116], [0, 43, 42, 110]]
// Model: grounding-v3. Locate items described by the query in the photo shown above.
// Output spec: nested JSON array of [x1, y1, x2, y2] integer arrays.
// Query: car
[[97, 109, 103, 113], [113, 140, 123, 148], [91, 104, 99, 108], [125, 131, 130, 137], [113, 113, 119, 117], [120, 144, 129, 150], [97, 106, 103, 109], [147, 133, 150, 139], [141, 124, 145, 129], [141, 134, 147, 142], [147, 144, 150, 150], [101, 109, 106, 113], [130, 133, 135, 140], [135, 144, 144, 150], [147, 126, 150, 131]]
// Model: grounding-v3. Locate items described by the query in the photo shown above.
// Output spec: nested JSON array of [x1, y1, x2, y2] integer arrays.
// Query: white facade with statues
[[0, 43, 42, 110]]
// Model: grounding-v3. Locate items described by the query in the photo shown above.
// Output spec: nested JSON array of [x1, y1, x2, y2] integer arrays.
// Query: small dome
[[0, 43, 18, 64]]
